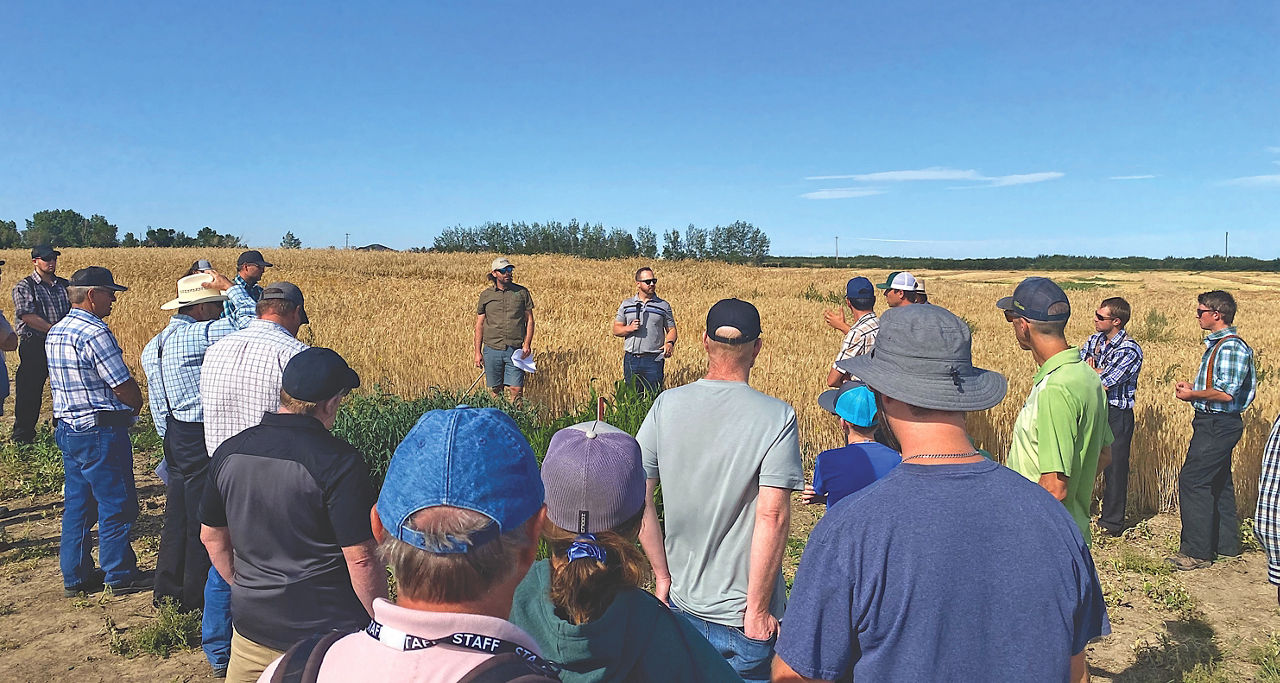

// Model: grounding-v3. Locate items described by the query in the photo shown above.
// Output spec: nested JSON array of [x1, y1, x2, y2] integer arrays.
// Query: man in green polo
[[474, 257, 535, 403], [998, 277, 1112, 545]]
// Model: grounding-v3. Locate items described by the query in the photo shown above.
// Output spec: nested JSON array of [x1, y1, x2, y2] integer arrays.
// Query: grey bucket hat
[[836, 304, 1007, 412]]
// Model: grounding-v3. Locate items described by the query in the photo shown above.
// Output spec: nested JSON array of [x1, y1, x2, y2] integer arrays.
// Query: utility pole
[[835, 236, 839, 265], [1224, 231, 1229, 259], [345, 232, 350, 250]]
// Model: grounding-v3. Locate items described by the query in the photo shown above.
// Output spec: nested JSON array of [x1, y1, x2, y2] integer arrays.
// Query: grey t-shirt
[[638, 379, 804, 627], [615, 295, 675, 355]]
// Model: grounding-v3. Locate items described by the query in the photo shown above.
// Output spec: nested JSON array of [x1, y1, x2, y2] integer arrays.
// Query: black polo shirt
[[200, 412, 375, 650]]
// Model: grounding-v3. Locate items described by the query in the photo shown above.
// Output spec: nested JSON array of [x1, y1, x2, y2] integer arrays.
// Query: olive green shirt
[[476, 282, 534, 349], [1007, 347, 1114, 545]]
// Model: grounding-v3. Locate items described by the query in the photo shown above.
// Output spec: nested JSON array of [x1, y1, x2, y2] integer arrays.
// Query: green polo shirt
[[476, 283, 534, 349], [1007, 347, 1114, 545]]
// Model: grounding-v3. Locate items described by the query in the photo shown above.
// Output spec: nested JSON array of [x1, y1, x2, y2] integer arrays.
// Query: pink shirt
[[258, 598, 544, 682]]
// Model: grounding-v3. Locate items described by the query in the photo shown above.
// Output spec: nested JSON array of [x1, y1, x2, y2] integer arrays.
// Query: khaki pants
[[227, 628, 286, 683]]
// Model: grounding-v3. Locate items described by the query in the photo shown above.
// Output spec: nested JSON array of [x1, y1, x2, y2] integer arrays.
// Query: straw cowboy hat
[[161, 274, 228, 310]]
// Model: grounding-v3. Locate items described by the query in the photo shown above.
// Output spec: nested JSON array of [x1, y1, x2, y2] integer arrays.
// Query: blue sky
[[2, 2, 1277, 258]]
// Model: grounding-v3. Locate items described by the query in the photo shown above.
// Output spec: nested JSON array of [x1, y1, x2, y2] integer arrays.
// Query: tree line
[[763, 254, 1280, 271], [0, 209, 244, 249], [425, 219, 771, 264]]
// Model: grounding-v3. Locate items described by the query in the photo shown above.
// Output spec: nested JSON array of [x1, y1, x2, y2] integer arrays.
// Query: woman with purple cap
[[508, 421, 737, 682]]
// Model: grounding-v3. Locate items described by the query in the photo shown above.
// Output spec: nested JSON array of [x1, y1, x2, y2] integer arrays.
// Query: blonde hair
[[543, 512, 648, 625]]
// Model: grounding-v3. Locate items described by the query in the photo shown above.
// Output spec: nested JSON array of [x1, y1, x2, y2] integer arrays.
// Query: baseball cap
[[876, 271, 919, 292], [237, 250, 273, 267], [69, 266, 127, 291], [817, 381, 878, 428], [845, 276, 874, 300], [541, 421, 645, 535], [995, 277, 1071, 322], [260, 281, 309, 325], [491, 257, 514, 271], [706, 298, 761, 345], [282, 348, 360, 402], [31, 245, 60, 260], [377, 407, 544, 554]]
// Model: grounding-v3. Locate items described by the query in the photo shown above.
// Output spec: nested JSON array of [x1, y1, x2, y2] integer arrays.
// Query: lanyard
[[364, 619, 560, 676]]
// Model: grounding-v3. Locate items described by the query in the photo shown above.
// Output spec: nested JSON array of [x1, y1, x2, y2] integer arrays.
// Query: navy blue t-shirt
[[812, 442, 901, 507], [777, 459, 1109, 683]]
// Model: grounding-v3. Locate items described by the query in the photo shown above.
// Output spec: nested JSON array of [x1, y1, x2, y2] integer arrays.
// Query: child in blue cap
[[803, 382, 902, 507]]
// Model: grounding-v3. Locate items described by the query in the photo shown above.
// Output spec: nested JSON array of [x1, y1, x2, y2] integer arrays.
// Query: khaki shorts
[[227, 628, 286, 683]]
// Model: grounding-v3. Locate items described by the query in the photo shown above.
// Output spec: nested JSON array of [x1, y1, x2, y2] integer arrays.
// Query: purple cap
[[541, 421, 646, 534]]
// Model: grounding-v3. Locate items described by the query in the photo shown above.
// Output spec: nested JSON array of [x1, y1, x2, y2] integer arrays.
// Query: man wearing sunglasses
[[1080, 297, 1144, 537], [1168, 290, 1255, 571], [612, 267, 676, 393], [475, 258, 535, 403]]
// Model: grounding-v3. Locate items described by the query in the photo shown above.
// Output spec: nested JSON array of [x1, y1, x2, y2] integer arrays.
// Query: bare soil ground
[[0, 459, 1276, 681]]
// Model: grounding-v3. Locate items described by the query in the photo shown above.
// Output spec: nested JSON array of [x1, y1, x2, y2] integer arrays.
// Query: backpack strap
[[270, 630, 347, 683], [456, 653, 561, 683]]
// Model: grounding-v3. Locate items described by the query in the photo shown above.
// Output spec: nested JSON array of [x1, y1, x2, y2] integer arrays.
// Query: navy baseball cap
[[377, 407, 544, 554], [996, 277, 1071, 322], [706, 298, 761, 344], [69, 266, 128, 291], [282, 348, 360, 402], [237, 250, 273, 267], [31, 245, 60, 260], [845, 276, 874, 300]]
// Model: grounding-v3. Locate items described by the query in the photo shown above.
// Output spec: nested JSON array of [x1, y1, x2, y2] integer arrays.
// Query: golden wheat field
[[4, 248, 1277, 516]]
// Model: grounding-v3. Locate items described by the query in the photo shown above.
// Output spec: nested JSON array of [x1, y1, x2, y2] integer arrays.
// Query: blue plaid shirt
[[141, 284, 257, 437], [1079, 329, 1143, 410], [224, 274, 262, 319], [1193, 326, 1255, 414], [47, 308, 134, 431]]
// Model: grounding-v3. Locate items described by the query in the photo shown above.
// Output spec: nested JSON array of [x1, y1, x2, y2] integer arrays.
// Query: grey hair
[[67, 286, 94, 304], [378, 506, 534, 604]]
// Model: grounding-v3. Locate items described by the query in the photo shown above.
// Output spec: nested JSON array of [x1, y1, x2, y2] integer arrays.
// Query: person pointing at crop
[[612, 266, 676, 393], [474, 257, 535, 403]]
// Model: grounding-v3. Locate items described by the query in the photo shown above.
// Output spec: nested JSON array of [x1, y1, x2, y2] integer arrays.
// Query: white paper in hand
[[512, 349, 537, 373]]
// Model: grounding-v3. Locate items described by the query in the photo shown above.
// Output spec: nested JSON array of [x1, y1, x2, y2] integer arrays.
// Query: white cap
[[491, 257, 513, 271]]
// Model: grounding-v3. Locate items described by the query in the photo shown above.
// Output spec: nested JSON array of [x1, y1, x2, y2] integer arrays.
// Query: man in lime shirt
[[998, 277, 1113, 545]]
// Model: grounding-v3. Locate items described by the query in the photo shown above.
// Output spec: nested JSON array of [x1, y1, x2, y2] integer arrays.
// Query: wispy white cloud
[[1222, 174, 1280, 187], [807, 167, 986, 182], [1109, 174, 1158, 180], [987, 172, 1065, 187], [800, 187, 887, 200], [1266, 146, 1280, 154]]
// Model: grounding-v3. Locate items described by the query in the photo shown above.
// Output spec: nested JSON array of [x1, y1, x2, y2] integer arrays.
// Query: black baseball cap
[[237, 250, 273, 267], [69, 266, 128, 291], [261, 281, 309, 325], [282, 348, 360, 402], [31, 245, 60, 260], [706, 298, 761, 345], [996, 277, 1071, 322]]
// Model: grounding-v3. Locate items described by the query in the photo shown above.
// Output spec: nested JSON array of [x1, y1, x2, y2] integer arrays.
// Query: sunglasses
[[1094, 312, 1114, 321], [497, 266, 515, 274], [1195, 308, 1216, 318], [638, 278, 657, 285], [1003, 311, 1022, 322]]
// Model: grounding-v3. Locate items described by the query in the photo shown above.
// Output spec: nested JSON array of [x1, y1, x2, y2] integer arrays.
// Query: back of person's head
[[1100, 297, 1131, 327], [704, 298, 762, 365], [1198, 290, 1236, 324], [539, 421, 649, 625], [376, 407, 545, 605], [997, 277, 1070, 338]]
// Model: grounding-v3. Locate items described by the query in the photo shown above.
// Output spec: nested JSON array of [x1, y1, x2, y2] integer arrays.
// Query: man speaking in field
[[612, 265, 676, 393], [474, 257, 535, 403]]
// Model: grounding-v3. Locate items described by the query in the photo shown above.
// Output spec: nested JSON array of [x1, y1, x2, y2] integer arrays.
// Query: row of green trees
[[763, 254, 1280, 271], [0, 209, 244, 249], [427, 219, 771, 264]]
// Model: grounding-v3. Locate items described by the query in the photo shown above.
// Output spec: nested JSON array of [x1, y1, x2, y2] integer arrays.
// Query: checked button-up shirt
[[223, 274, 263, 319], [1192, 326, 1255, 414], [46, 308, 134, 431], [200, 318, 309, 457], [141, 284, 257, 438], [12, 271, 70, 338], [1079, 329, 1143, 410]]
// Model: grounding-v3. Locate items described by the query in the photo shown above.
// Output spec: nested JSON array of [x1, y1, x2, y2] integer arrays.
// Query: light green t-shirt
[[1007, 348, 1114, 545], [638, 379, 804, 628]]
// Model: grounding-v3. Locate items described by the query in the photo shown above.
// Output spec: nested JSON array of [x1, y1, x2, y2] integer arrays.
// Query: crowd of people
[[3, 248, 1278, 681]]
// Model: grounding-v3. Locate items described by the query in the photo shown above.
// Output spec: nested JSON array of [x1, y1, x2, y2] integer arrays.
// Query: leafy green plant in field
[[1251, 632, 1280, 682], [0, 430, 64, 497], [1142, 575, 1197, 617], [1133, 309, 1176, 344], [106, 599, 202, 659], [799, 283, 843, 306]]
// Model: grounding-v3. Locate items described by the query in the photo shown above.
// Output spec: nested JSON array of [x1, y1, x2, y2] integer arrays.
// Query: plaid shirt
[[1193, 326, 1255, 414], [141, 285, 257, 438], [832, 312, 880, 369], [200, 318, 308, 457], [1258, 415, 1280, 586], [12, 271, 70, 338], [223, 274, 263, 319], [46, 308, 133, 431], [1079, 329, 1143, 410]]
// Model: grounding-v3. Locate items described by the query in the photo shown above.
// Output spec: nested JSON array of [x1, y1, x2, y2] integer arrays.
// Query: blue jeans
[[622, 353, 665, 393], [482, 346, 525, 388], [203, 565, 232, 669], [55, 422, 139, 587], [673, 607, 776, 683]]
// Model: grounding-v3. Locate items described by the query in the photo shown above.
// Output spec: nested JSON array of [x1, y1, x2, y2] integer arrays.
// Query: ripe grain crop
[[3, 248, 1275, 515]]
